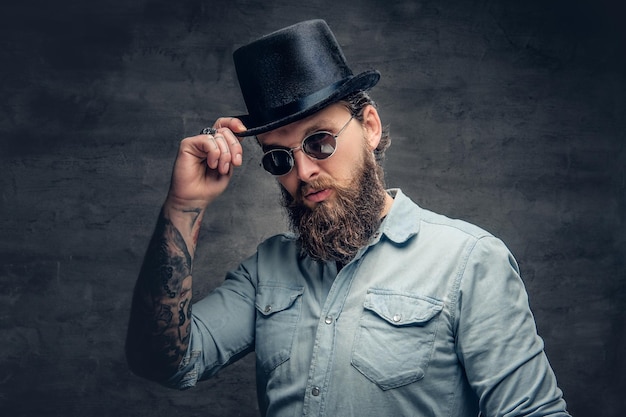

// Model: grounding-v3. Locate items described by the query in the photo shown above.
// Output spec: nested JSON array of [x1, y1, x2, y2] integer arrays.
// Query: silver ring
[[201, 127, 217, 135]]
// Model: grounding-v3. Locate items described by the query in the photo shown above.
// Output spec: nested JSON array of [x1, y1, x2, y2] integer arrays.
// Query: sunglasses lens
[[261, 132, 337, 176], [261, 149, 293, 176], [302, 132, 336, 159]]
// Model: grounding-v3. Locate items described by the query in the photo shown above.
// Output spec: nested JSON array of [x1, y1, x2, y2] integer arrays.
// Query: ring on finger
[[201, 127, 217, 135]]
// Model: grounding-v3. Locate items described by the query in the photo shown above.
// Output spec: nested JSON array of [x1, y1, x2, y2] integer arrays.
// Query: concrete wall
[[1, 0, 624, 415]]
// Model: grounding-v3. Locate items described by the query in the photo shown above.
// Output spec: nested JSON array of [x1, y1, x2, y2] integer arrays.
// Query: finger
[[212, 133, 232, 175], [218, 128, 244, 166], [197, 134, 220, 170], [214, 117, 247, 134], [181, 135, 216, 160]]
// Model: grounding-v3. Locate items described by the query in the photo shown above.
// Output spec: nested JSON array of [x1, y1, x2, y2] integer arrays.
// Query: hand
[[166, 117, 247, 208]]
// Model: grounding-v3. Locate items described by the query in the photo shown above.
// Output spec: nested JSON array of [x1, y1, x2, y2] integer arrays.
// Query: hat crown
[[232, 20, 380, 136], [235, 20, 352, 111]]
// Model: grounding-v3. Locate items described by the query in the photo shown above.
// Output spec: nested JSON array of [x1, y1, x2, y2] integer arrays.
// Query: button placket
[[303, 260, 357, 416]]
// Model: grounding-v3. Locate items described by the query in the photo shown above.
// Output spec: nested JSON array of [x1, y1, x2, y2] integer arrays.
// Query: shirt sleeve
[[455, 236, 570, 416], [165, 253, 258, 389]]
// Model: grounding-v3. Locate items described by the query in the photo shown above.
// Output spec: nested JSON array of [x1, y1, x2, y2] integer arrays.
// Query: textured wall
[[1, 0, 624, 416]]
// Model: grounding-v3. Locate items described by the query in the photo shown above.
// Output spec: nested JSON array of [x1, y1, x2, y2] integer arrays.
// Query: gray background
[[1, 0, 624, 416]]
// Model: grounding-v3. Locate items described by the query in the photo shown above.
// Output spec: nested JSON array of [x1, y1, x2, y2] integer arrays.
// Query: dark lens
[[261, 149, 293, 176], [302, 132, 336, 159]]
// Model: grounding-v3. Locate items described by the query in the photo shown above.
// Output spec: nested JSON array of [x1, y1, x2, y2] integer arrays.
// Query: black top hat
[[233, 19, 380, 137]]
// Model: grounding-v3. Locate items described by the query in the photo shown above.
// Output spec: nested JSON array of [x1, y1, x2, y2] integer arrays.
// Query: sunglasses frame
[[260, 115, 354, 176]]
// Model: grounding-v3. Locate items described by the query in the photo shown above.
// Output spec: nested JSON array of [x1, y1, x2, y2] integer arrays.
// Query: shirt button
[[392, 314, 402, 323], [264, 305, 272, 313], [311, 387, 321, 396], [324, 316, 333, 324]]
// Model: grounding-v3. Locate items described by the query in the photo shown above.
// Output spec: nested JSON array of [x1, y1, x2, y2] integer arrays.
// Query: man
[[126, 20, 570, 416]]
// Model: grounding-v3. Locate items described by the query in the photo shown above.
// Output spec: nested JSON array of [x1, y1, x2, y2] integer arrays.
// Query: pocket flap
[[363, 289, 443, 325], [255, 284, 304, 317]]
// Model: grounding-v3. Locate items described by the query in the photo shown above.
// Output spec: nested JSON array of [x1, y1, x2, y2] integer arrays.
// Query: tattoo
[[154, 304, 174, 335], [128, 208, 198, 381], [151, 213, 192, 297], [178, 299, 187, 325], [178, 299, 191, 344], [184, 208, 203, 247], [183, 207, 202, 226]]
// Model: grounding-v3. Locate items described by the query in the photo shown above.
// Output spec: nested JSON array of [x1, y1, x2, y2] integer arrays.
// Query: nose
[[292, 149, 320, 182]]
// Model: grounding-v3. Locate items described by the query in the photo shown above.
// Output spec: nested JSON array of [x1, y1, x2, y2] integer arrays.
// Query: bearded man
[[126, 20, 570, 417]]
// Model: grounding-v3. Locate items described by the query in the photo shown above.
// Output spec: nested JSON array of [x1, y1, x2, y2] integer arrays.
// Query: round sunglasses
[[260, 115, 354, 176]]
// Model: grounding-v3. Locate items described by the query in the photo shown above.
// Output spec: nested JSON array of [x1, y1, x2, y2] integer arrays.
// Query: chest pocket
[[255, 284, 304, 373], [351, 289, 443, 390]]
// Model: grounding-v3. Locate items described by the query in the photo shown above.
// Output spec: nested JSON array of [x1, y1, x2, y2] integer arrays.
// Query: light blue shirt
[[169, 189, 569, 416]]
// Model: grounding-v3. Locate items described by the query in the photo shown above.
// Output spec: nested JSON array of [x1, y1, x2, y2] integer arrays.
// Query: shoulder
[[387, 188, 494, 244], [419, 207, 493, 241], [257, 232, 298, 253]]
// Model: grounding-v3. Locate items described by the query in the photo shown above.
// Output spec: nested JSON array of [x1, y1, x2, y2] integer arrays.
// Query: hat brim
[[233, 70, 380, 137]]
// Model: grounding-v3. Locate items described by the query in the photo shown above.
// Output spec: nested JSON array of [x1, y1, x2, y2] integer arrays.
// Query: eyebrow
[[259, 118, 337, 151], [261, 143, 290, 152], [302, 120, 334, 136]]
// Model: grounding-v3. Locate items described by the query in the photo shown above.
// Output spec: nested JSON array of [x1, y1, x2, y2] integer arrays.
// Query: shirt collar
[[378, 188, 421, 243]]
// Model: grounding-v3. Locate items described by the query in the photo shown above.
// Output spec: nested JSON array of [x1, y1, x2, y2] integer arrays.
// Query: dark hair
[[341, 91, 391, 182]]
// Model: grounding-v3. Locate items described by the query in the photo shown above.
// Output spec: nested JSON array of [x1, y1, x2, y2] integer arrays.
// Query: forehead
[[257, 103, 348, 147]]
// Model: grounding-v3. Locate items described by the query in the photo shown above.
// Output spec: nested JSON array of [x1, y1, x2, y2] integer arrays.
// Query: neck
[[380, 192, 394, 219]]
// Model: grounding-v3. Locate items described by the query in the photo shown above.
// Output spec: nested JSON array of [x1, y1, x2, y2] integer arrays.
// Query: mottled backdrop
[[1, 0, 624, 416]]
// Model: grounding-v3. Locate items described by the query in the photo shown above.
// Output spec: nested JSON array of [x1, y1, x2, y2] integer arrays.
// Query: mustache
[[285, 177, 339, 208]]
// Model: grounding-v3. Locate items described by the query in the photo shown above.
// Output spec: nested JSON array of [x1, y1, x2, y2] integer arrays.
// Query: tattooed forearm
[[126, 207, 200, 381], [184, 207, 203, 250]]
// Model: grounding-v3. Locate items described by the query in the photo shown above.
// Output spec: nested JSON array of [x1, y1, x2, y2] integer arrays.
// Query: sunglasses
[[260, 115, 354, 176]]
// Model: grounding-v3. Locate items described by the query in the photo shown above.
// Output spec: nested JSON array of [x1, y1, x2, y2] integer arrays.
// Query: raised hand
[[167, 117, 247, 208]]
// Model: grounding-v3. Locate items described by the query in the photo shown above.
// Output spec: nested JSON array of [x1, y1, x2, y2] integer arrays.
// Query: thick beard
[[281, 148, 387, 265]]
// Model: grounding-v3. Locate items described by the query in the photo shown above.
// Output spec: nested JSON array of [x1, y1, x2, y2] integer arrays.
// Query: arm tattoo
[[184, 207, 202, 249], [127, 208, 198, 381]]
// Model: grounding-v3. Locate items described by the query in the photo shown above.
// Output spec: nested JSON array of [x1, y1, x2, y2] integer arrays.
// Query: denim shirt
[[169, 189, 569, 417]]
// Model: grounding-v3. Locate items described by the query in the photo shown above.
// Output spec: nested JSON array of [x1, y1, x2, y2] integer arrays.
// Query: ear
[[361, 105, 382, 151]]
